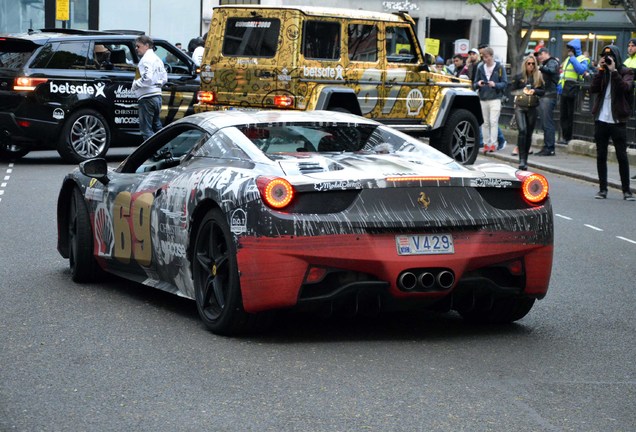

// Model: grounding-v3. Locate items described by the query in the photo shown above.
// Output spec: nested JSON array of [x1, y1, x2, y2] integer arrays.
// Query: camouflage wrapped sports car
[[57, 110, 553, 335]]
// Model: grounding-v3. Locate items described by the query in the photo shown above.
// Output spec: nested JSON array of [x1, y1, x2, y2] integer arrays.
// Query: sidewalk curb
[[490, 130, 635, 193]]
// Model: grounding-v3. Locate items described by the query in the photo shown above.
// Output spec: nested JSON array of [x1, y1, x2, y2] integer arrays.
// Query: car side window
[[30, 41, 90, 69], [302, 21, 340, 60], [348, 24, 378, 62], [120, 127, 208, 173], [222, 18, 280, 57], [386, 26, 418, 64], [154, 44, 190, 75]]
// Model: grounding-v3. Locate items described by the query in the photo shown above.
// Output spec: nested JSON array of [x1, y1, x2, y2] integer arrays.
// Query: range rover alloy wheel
[[58, 109, 111, 163]]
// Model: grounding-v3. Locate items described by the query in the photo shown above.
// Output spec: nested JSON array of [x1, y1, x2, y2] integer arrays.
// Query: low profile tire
[[0, 141, 30, 160], [68, 187, 98, 282], [458, 296, 535, 324], [58, 109, 110, 164], [193, 208, 267, 335], [430, 108, 479, 165]]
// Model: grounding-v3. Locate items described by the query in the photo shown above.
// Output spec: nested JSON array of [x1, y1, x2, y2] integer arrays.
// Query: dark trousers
[[138, 95, 163, 141], [515, 106, 538, 165], [560, 95, 576, 141], [539, 96, 557, 150], [594, 120, 632, 193]]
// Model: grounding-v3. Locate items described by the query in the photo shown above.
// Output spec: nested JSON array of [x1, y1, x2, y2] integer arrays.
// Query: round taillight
[[257, 177, 295, 209], [518, 172, 549, 204]]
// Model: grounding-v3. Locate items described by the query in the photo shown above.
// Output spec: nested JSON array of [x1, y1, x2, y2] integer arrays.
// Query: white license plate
[[396, 234, 454, 255]]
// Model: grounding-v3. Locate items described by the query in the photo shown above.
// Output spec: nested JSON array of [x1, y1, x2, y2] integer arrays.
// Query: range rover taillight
[[13, 77, 48, 91]]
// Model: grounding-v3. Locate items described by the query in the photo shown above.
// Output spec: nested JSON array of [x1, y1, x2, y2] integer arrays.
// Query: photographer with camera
[[590, 45, 635, 201], [557, 39, 589, 145]]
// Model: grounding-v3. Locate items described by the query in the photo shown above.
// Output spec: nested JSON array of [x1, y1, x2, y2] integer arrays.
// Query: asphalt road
[[1, 151, 635, 431]]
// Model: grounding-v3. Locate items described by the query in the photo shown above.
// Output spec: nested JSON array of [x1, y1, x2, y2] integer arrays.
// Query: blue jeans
[[539, 96, 557, 150], [138, 95, 163, 141]]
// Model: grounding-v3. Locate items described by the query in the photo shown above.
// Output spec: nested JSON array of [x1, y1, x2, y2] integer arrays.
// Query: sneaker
[[624, 192, 636, 201], [595, 190, 607, 199], [511, 146, 518, 156], [489, 144, 497, 153], [536, 149, 555, 156], [497, 140, 507, 151]]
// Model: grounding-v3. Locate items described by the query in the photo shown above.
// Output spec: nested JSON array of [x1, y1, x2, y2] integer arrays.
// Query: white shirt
[[598, 80, 616, 123], [192, 46, 204, 66]]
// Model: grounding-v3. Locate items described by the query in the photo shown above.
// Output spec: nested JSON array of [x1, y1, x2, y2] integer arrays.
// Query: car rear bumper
[[236, 230, 553, 313], [0, 111, 58, 148]]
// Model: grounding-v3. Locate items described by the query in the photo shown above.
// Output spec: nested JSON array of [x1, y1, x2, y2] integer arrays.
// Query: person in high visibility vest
[[624, 38, 636, 180], [624, 38, 636, 69], [557, 39, 589, 144]]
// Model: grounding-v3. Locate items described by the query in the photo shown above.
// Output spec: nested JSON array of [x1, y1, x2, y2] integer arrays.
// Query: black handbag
[[514, 93, 540, 108]]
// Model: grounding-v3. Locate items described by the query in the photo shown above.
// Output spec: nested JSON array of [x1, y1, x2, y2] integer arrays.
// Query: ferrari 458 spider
[[57, 110, 553, 335]]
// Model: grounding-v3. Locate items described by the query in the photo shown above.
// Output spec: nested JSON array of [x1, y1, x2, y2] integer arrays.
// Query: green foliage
[[465, 0, 593, 75]]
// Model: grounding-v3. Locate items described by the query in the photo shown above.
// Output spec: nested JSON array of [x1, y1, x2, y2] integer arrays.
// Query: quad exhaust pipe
[[397, 269, 455, 291]]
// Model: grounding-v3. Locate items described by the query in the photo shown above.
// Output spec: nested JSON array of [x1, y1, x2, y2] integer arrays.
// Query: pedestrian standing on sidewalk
[[590, 45, 635, 201], [474, 47, 508, 153], [557, 39, 589, 145], [132, 35, 167, 141], [536, 48, 560, 156], [511, 56, 545, 170], [623, 38, 636, 180]]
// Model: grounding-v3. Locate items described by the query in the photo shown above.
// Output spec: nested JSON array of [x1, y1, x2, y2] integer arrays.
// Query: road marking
[[556, 214, 572, 220], [0, 163, 13, 204], [617, 236, 636, 244], [584, 224, 604, 231]]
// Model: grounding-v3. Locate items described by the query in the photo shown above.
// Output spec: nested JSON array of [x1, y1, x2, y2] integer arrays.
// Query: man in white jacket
[[132, 35, 167, 141]]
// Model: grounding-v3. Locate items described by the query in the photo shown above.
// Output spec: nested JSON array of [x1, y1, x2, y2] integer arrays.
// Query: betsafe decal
[[49, 81, 106, 97]]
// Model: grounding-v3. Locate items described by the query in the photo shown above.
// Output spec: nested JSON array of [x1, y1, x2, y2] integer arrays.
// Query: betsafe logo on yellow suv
[[195, 6, 483, 165]]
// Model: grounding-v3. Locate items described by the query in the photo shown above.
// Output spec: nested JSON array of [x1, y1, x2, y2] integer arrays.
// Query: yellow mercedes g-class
[[195, 5, 483, 164]]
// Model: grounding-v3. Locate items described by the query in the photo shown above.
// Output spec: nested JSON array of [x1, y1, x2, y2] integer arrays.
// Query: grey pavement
[[479, 128, 636, 194]]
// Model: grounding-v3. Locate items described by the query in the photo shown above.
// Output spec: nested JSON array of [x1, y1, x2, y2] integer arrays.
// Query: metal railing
[[499, 81, 636, 148]]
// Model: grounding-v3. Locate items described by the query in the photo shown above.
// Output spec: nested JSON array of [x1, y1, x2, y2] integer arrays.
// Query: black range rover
[[0, 29, 199, 163]]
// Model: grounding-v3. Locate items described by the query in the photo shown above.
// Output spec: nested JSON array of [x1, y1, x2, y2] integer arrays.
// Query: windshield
[[231, 122, 456, 165]]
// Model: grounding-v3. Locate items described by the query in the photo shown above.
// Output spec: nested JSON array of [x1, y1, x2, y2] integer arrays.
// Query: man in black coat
[[536, 48, 560, 156], [590, 45, 635, 201]]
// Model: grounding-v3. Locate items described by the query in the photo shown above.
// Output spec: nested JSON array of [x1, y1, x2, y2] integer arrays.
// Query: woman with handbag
[[511, 56, 545, 170]]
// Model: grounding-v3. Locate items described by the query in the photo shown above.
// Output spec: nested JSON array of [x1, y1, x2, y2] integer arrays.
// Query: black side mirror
[[79, 158, 110, 185]]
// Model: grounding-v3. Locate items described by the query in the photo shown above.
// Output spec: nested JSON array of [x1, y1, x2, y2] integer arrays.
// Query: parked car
[[195, 6, 483, 165], [0, 28, 199, 162], [57, 110, 553, 335]]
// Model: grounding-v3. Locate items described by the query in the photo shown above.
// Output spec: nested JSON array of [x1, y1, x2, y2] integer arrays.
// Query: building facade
[[2, 0, 635, 66]]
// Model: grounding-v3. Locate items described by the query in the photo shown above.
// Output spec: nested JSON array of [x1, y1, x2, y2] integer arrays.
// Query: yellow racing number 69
[[113, 191, 153, 266]]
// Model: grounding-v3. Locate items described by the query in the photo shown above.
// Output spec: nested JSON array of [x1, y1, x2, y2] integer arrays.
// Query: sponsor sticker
[[406, 89, 424, 116], [49, 81, 106, 97], [114, 117, 139, 124], [302, 65, 344, 80], [231, 209, 247, 235], [52, 108, 65, 120]]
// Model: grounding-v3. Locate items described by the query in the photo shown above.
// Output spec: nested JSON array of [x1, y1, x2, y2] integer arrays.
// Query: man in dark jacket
[[590, 45, 635, 201], [536, 47, 560, 155]]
